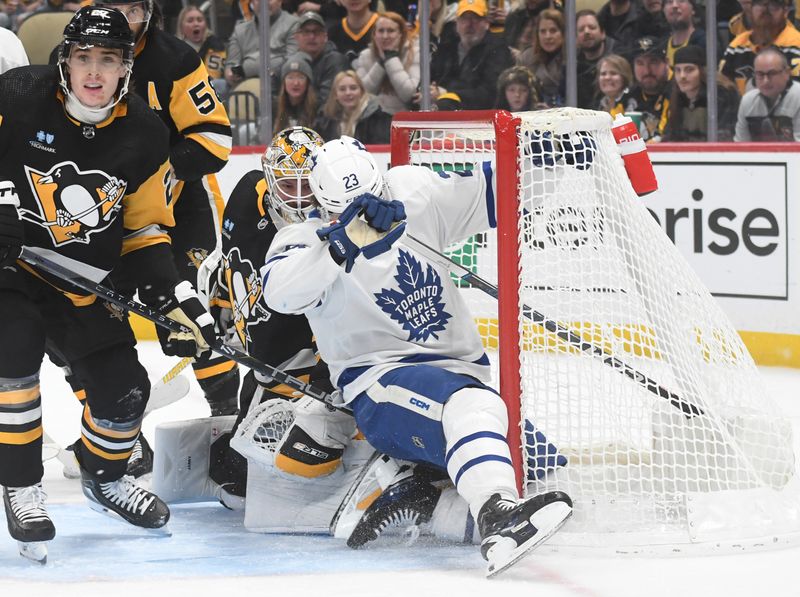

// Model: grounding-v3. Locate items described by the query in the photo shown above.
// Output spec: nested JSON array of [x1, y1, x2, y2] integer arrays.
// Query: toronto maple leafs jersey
[[262, 163, 497, 404], [0, 66, 174, 297], [218, 170, 317, 395]]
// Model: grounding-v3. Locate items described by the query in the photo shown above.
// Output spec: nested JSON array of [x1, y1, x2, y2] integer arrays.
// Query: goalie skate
[[478, 491, 572, 578], [3, 484, 55, 564]]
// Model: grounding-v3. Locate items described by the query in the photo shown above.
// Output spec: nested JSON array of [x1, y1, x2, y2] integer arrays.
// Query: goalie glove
[[151, 280, 217, 358], [317, 195, 407, 273], [0, 181, 23, 268]]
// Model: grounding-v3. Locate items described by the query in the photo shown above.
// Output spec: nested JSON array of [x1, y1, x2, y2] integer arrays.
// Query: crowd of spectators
[[5, 0, 800, 143]]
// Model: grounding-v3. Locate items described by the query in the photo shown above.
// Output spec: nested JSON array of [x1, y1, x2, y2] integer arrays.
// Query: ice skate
[[80, 469, 170, 534], [478, 491, 572, 578], [126, 434, 154, 479], [347, 465, 443, 548], [3, 483, 56, 564]]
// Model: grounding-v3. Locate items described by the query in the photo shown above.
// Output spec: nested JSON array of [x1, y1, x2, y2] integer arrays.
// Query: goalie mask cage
[[390, 108, 800, 552]]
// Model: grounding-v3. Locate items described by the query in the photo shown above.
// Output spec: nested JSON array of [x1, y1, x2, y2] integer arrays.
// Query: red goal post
[[391, 110, 526, 492]]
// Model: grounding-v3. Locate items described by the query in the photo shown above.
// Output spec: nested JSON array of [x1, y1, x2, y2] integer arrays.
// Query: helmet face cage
[[58, 7, 135, 102], [261, 127, 324, 223], [307, 136, 384, 215]]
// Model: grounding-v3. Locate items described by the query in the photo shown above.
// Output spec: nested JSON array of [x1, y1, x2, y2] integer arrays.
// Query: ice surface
[[2, 342, 800, 597]]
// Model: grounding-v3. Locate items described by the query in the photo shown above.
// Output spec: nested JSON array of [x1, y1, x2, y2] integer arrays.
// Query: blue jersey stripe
[[454, 454, 513, 486], [445, 430, 506, 465]]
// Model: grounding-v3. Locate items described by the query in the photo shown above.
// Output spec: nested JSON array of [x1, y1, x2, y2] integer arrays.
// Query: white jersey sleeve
[[262, 163, 498, 404]]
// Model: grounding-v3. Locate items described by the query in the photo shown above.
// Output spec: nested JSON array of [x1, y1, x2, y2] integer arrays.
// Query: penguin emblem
[[224, 247, 271, 349], [21, 161, 126, 246]]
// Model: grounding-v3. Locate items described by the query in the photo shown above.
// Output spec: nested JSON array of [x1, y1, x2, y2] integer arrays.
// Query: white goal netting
[[393, 108, 800, 551]]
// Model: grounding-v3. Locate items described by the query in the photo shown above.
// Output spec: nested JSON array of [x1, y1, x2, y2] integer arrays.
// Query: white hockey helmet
[[308, 136, 384, 215], [262, 126, 324, 223]]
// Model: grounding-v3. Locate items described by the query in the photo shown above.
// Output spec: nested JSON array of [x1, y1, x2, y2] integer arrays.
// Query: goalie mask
[[58, 7, 135, 111], [308, 136, 384, 216], [262, 127, 325, 223]]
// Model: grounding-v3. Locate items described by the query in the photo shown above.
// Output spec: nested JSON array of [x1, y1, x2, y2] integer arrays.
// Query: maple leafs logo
[[374, 249, 452, 342]]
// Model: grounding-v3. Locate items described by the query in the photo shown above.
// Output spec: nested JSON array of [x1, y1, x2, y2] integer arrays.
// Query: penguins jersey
[[219, 170, 317, 396], [198, 35, 226, 80], [720, 24, 800, 95], [0, 66, 174, 298], [132, 26, 231, 182], [262, 164, 497, 404]]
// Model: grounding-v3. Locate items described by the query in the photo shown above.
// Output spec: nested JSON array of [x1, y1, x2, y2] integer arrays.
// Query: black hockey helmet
[[93, 0, 156, 33], [61, 7, 135, 63]]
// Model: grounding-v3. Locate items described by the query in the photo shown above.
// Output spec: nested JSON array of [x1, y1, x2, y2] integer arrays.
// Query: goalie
[[155, 127, 356, 507], [261, 136, 574, 577]]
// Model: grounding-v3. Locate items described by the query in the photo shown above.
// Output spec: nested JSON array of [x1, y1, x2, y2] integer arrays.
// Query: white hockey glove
[[153, 280, 217, 358], [197, 246, 224, 308], [316, 194, 407, 273], [0, 181, 23, 268]]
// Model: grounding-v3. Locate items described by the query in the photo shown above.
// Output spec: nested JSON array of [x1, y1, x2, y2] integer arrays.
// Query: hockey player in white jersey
[[261, 136, 573, 577]]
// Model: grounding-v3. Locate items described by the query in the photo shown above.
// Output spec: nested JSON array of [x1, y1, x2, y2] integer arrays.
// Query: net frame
[[390, 108, 800, 551]]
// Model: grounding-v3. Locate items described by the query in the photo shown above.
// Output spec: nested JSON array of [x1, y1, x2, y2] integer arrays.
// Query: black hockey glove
[[0, 182, 23, 268], [152, 281, 217, 358]]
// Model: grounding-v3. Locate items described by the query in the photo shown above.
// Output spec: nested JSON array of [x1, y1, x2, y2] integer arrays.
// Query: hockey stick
[[146, 356, 193, 414], [400, 234, 704, 418], [19, 248, 339, 411]]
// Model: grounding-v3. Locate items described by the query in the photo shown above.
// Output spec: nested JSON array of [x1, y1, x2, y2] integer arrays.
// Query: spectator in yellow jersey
[[721, 0, 800, 95], [627, 35, 670, 141], [729, 0, 753, 38], [176, 5, 225, 80], [663, 0, 705, 65]]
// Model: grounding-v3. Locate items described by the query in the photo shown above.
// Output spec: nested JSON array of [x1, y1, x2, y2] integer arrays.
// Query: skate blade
[[17, 540, 48, 565], [486, 501, 573, 579], [86, 500, 172, 536]]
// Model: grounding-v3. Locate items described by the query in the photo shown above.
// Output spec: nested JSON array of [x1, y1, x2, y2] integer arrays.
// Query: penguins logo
[[224, 247, 271, 348], [272, 129, 316, 176], [21, 161, 126, 246]]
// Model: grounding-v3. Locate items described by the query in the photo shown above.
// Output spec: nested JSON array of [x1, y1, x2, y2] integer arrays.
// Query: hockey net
[[390, 108, 800, 551]]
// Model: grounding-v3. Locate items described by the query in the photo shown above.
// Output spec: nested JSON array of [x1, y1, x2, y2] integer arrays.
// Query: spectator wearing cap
[[595, 54, 637, 116], [293, 11, 349, 105], [627, 35, 671, 141], [355, 11, 420, 114], [427, 0, 513, 110], [663, 45, 740, 141], [735, 46, 800, 140], [721, 0, 800, 95], [272, 56, 319, 135], [314, 69, 392, 143], [327, 0, 379, 66], [224, 0, 299, 93], [495, 65, 539, 111], [663, 0, 706, 66], [729, 0, 754, 39], [517, 8, 565, 107], [597, 0, 646, 46]]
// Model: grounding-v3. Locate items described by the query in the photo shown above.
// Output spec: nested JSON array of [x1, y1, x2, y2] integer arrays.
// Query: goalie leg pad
[[151, 415, 237, 503], [275, 396, 354, 478]]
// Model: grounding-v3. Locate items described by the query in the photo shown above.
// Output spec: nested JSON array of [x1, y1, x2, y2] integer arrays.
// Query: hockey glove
[[0, 181, 23, 268], [153, 280, 217, 358], [353, 193, 406, 232], [317, 199, 407, 272], [560, 132, 597, 171]]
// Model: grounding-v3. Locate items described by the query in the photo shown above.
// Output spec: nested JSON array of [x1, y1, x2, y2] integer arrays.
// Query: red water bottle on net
[[611, 113, 658, 197]]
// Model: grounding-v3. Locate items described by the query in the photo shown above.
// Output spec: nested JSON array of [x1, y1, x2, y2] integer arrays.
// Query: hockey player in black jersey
[[196, 127, 350, 502], [0, 7, 215, 563], [47, 0, 238, 476]]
